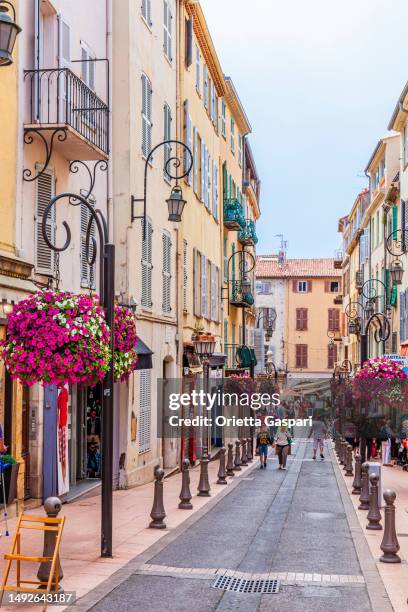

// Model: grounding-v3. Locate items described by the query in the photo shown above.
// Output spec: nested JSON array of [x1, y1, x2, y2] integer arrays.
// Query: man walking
[[311, 417, 327, 460]]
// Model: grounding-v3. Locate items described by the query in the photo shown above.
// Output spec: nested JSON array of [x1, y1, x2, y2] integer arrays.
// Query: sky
[[201, 0, 408, 258]]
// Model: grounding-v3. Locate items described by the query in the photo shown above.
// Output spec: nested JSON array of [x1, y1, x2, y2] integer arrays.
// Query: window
[[185, 17, 193, 66], [163, 103, 172, 180], [209, 79, 215, 122], [141, 74, 152, 159], [80, 195, 96, 289], [35, 169, 55, 275], [163, 0, 172, 61], [141, 218, 153, 308], [195, 45, 200, 94], [256, 281, 272, 294], [201, 254, 208, 317], [141, 0, 152, 26], [193, 127, 198, 193], [162, 231, 171, 313], [295, 344, 308, 368], [238, 134, 242, 167], [328, 308, 340, 332], [328, 344, 337, 369], [203, 64, 208, 108], [183, 240, 188, 312], [138, 370, 151, 453], [80, 44, 95, 90], [325, 280, 340, 293], [296, 308, 308, 331], [221, 100, 226, 137], [212, 160, 218, 219], [230, 117, 235, 153], [295, 280, 308, 293]]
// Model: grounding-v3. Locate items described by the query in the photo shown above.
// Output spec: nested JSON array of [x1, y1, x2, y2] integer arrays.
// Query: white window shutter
[[142, 74, 152, 158], [201, 254, 207, 317], [193, 247, 198, 315], [162, 231, 171, 313], [193, 128, 198, 194], [35, 170, 56, 275], [207, 152, 211, 209], [184, 100, 192, 185], [142, 0, 152, 25], [141, 218, 153, 308], [164, 104, 171, 179], [80, 196, 96, 288], [163, 0, 172, 61], [138, 370, 151, 453], [210, 263, 216, 320], [203, 64, 208, 108], [200, 140, 205, 202], [216, 266, 221, 321]]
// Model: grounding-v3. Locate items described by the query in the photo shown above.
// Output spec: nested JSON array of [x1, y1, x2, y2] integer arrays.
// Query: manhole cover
[[212, 575, 280, 594], [302, 586, 340, 598]]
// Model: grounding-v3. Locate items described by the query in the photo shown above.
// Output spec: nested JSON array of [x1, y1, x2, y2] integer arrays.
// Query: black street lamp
[[192, 336, 216, 453], [256, 308, 276, 341], [0, 1, 21, 67], [389, 259, 404, 285], [131, 140, 193, 238]]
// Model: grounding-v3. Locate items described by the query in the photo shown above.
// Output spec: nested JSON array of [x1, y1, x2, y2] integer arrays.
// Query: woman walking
[[275, 425, 291, 470]]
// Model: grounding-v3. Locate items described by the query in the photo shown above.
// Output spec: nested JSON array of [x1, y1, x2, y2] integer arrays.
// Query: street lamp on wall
[[0, 2, 21, 67], [130, 140, 193, 239]]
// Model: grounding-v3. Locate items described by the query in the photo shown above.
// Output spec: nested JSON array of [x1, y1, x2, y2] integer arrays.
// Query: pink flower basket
[[113, 304, 138, 382]]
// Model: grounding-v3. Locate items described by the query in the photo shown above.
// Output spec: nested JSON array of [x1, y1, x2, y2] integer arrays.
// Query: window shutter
[[307, 280, 312, 292], [324, 281, 330, 292], [185, 17, 193, 67], [162, 231, 171, 313], [216, 266, 220, 321], [210, 79, 215, 121], [193, 127, 198, 193], [328, 344, 337, 369], [193, 248, 198, 315], [142, 0, 152, 25], [328, 308, 334, 331], [163, 104, 171, 179], [195, 46, 200, 93], [392, 205, 398, 235], [183, 240, 188, 312], [138, 370, 151, 453], [213, 160, 219, 219], [201, 254, 207, 317], [210, 262, 216, 320], [80, 196, 96, 288], [142, 74, 152, 158], [141, 218, 153, 308], [35, 170, 56, 275], [231, 243, 236, 283], [163, 0, 172, 61], [292, 280, 298, 292], [207, 151, 211, 209], [400, 291, 405, 342], [200, 140, 205, 202], [203, 64, 208, 108], [184, 100, 192, 184]]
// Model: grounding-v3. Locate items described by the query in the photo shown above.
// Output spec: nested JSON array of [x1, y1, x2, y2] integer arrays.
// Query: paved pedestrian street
[[73, 440, 391, 612]]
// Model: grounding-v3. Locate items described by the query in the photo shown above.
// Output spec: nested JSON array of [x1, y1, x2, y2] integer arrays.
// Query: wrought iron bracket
[[68, 159, 108, 204], [23, 127, 68, 182]]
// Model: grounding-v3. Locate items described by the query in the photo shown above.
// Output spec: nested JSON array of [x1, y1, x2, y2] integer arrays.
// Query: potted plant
[[0, 454, 19, 505], [192, 321, 205, 340], [114, 304, 138, 382]]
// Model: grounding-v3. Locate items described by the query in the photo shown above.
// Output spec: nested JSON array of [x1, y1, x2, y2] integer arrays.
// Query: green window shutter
[[231, 242, 235, 282], [392, 205, 398, 235]]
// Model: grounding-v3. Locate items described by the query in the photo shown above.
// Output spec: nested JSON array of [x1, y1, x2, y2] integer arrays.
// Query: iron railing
[[24, 68, 109, 154], [223, 344, 256, 369]]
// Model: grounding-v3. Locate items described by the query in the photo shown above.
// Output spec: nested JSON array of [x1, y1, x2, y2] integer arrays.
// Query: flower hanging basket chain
[[1, 290, 111, 387], [113, 304, 138, 382]]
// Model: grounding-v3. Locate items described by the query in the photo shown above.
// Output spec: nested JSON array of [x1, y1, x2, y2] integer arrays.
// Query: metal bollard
[[216, 447, 228, 485], [345, 444, 353, 477], [233, 440, 242, 471], [367, 473, 382, 530], [380, 490, 401, 563], [246, 437, 253, 462], [240, 439, 248, 466], [37, 497, 63, 589], [352, 454, 362, 495], [179, 458, 193, 509], [226, 443, 235, 477], [149, 467, 166, 529], [358, 462, 370, 510], [197, 446, 211, 497], [340, 440, 345, 465], [343, 442, 349, 472]]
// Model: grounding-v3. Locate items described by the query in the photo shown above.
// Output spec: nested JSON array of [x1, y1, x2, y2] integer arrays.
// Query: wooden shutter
[[138, 370, 151, 453], [200, 139, 205, 201], [207, 152, 211, 210], [141, 218, 153, 308], [328, 308, 340, 332], [392, 205, 398, 235], [210, 262, 216, 320], [307, 280, 312, 292], [35, 170, 55, 275], [185, 17, 193, 67], [163, 103, 171, 179], [162, 231, 171, 313], [216, 266, 221, 321], [142, 0, 152, 25], [223, 236, 228, 281], [201, 254, 207, 317], [213, 160, 219, 219], [324, 281, 330, 292], [183, 240, 188, 312], [193, 127, 198, 193], [292, 280, 298, 292], [296, 308, 307, 331], [193, 248, 198, 315], [80, 195, 96, 288], [203, 64, 208, 108], [195, 45, 200, 93], [142, 74, 152, 158], [328, 344, 337, 369], [400, 291, 405, 343], [183, 100, 192, 184], [296, 344, 308, 368], [163, 0, 172, 61]]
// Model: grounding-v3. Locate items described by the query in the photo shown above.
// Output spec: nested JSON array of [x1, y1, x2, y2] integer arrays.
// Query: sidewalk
[[0, 455, 256, 611], [334, 444, 408, 612]]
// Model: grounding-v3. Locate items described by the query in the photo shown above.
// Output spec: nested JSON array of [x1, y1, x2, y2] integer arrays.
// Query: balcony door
[[58, 16, 71, 123]]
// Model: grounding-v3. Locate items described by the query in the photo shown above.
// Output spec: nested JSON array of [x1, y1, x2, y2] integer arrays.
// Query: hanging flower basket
[[1, 290, 111, 387], [114, 304, 138, 382], [353, 357, 408, 407]]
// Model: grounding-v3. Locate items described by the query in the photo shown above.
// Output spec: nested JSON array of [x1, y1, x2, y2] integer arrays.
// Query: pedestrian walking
[[275, 425, 291, 470], [311, 416, 327, 460], [379, 419, 394, 467], [256, 424, 273, 469]]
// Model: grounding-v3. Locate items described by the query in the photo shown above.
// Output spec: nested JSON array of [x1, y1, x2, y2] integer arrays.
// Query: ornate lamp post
[[0, 1, 21, 67], [256, 308, 276, 342], [192, 336, 216, 454], [266, 349, 278, 380]]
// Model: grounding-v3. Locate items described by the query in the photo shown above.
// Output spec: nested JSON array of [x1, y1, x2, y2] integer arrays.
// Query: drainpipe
[[106, 0, 113, 240]]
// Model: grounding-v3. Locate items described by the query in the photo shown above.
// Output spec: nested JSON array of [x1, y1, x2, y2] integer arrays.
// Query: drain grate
[[212, 575, 280, 594]]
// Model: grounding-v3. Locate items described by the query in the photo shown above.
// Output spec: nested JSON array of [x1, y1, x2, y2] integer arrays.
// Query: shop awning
[[135, 337, 153, 370]]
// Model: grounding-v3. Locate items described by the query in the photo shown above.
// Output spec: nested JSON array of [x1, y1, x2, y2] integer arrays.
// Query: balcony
[[223, 199, 246, 231], [334, 250, 343, 269], [230, 280, 254, 308], [24, 68, 109, 161], [238, 220, 258, 246], [224, 344, 257, 370]]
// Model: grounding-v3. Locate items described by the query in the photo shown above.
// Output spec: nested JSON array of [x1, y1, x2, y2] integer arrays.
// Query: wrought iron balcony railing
[[223, 198, 246, 231], [223, 344, 257, 370], [238, 219, 258, 246], [24, 68, 109, 155], [230, 280, 254, 308]]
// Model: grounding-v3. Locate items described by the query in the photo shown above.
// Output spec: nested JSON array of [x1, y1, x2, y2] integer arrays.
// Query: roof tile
[[256, 257, 342, 279]]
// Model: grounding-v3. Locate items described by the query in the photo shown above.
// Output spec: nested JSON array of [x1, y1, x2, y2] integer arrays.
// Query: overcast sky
[[201, 0, 408, 258]]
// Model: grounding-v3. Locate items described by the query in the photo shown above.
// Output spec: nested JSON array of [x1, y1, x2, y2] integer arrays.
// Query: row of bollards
[[335, 437, 401, 563], [150, 438, 253, 530]]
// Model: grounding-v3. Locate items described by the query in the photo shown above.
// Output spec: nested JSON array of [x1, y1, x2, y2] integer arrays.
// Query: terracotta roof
[[256, 257, 342, 279]]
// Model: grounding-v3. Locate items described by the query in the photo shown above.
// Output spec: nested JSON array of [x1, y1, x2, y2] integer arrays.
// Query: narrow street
[[74, 439, 391, 612]]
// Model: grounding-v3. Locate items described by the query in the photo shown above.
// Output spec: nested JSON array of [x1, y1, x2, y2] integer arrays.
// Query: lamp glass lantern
[[241, 275, 251, 297], [0, 4, 21, 67], [193, 338, 216, 358], [390, 259, 404, 285], [166, 185, 186, 222], [348, 320, 357, 335], [364, 299, 375, 319]]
